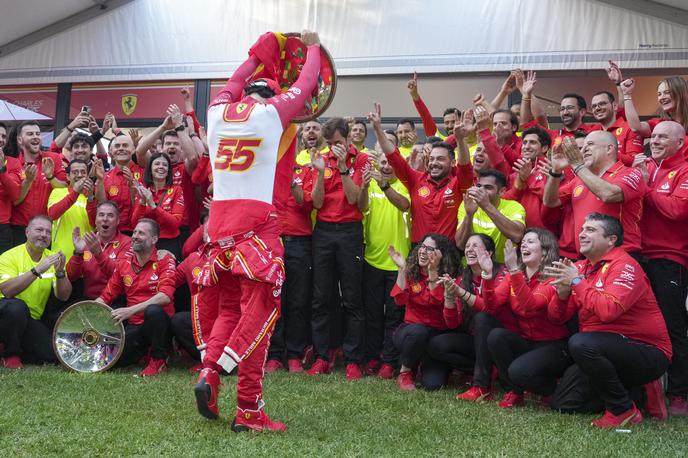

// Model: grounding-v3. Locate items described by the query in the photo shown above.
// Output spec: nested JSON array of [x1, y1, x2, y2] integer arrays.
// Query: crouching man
[[0, 215, 71, 368], [546, 213, 671, 428], [96, 218, 176, 376]]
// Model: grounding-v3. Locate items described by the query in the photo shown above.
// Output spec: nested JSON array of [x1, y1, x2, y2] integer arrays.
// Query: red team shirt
[[104, 163, 144, 232], [275, 165, 314, 236], [548, 247, 672, 361], [641, 151, 688, 268], [387, 147, 473, 243], [312, 145, 369, 223], [0, 157, 21, 224], [99, 248, 176, 325], [559, 161, 645, 254], [130, 185, 185, 239], [11, 151, 67, 226], [391, 275, 458, 331], [66, 232, 132, 299]]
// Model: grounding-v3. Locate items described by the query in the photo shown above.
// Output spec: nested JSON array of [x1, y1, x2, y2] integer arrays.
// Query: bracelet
[[380, 182, 391, 191], [615, 81, 622, 87], [30, 267, 42, 278], [548, 169, 563, 178], [338, 168, 349, 175], [522, 97, 531, 101], [623, 96, 632, 101], [461, 290, 471, 301], [573, 163, 586, 175], [480, 271, 491, 279], [56, 271, 66, 279], [66, 126, 74, 132]]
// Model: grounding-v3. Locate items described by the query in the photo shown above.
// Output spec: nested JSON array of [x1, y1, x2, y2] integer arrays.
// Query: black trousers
[[471, 312, 504, 388], [487, 328, 570, 395], [171, 311, 200, 361], [551, 332, 670, 415], [268, 236, 312, 361], [116, 305, 172, 366], [0, 298, 56, 363], [10, 224, 26, 248], [421, 331, 476, 390], [640, 257, 688, 397], [393, 323, 442, 369], [0, 223, 12, 255], [362, 261, 403, 364], [311, 221, 364, 363]]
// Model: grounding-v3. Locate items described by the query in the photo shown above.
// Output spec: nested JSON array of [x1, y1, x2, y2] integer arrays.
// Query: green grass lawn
[[1, 364, 687, 457]]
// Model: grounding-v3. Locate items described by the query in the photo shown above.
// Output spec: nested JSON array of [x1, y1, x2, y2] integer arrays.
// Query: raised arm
[[408, 72, 439, 137], [620, 78, 652, 138]]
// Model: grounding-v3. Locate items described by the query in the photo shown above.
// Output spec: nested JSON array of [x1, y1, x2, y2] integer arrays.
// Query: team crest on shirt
[[236, 103, 248, 113], [601, 263, 609, 274], [668, 171, 677, 179], [324, 167, 333, 178], [113, 241, 120, 248], [418, 186, 430, 197], [509, 286, 515, 296], [553, 137, 562, 147], [134, 172, 141, 180], [152, 262, 157, 270], [573, 185, 584, 197], [616, 127, 623, 136], [108, 186, 119, 196], [167, 188, 174, 195], [83, 251, 93, 261], [192, 267, 201, 279], [411, 283, 422, 293], [123, 275, 133, 287]]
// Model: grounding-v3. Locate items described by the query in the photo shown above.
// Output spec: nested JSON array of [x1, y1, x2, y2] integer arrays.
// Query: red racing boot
[[231, 401, 287, 432], [194, 368, 221, 420], [591, 404, 643, 428]]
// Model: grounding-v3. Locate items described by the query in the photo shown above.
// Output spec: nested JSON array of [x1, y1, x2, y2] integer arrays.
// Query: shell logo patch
[[192, 266, 201, 279], [553, 137, 562, 147], [123, 275, 133, 287], [411, 283, 422, 293], [615, 127, 623, 136], [108, 186, 119, 196], [83, 251, 93, 262], [418, 186, 430, 197], [324, 168, 332, 178], [573, 185, 584, 197]]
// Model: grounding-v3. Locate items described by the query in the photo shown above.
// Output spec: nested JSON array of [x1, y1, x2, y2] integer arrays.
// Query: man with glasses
[[590, 91, 643, 166]]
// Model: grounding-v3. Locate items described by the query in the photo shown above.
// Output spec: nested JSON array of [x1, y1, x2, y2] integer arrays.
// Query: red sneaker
[[265, 359, 284, 374], [378, 363, 395, 380], [1, 356, 22, 369], [345, 363, 362, 381], [643, 379, 667, 421], [668, 395, 688, 417], [231, 404, 287, 432], [397, 371, 416, 391], [140, 357, 166, 377], [194, 368, 221, 420], [364, 359, 381, 376], [302, 345, 314, 367], [287, 359, 304, 373], [591, 404, 643, 428], [456, 386, 493, 402], [187, 362, 204, 374], [306, 358, 330, 376], [498, 391, 525, 409]]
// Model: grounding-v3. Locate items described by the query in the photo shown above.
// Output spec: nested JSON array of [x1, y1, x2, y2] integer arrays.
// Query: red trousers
[[191, 284, 219, 360], [199, 233, 284, 410]]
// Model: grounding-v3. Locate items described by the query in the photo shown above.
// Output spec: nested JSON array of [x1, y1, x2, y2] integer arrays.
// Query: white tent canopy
[[0, 0, 686, 85], [0, 100, 52, 121]]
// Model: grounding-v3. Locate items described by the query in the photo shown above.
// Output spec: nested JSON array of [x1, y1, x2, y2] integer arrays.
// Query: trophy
[[52, 301, 125, 373]]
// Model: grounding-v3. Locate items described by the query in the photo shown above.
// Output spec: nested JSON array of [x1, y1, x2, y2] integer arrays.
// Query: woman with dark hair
[[482, 227, 572, 408], [422, 233, 516, 392], [131, 152, 185, 260], [388, 233, 461, 391]]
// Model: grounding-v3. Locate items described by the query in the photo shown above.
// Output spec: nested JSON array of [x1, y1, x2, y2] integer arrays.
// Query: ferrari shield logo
[[122, 94, 138, 116], [236, 103, 248, 113]]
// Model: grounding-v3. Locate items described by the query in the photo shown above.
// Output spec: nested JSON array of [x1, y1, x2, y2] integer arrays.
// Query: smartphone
[[81, 105, 91, 114]]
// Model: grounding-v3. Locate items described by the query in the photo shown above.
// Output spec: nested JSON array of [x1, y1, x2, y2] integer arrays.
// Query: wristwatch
[[174, 125, 186, 132], [380, 182, 391, 191], [338, 167, 351, 176], [570, 276, 583, 286], [548, 169, 563, 178], [30, 267, 42, 278]]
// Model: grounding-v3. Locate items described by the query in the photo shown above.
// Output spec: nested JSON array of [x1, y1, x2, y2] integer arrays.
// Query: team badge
[[108, 186, 119, 196], [121, 94, 138, 116], [411, 283, 422, 293], [668, 171, 677, 179], [573, 185, 584, 197], [83, 251, 93, 261], [236, 103, 248, 113], [324, 167, 332, 178], [192, 267, 201, 279], [601, 263, 609, 273], [616, 127, 623, 136], [123, 275, 133, 287], [418, 186, 430, 197], [113, 241, 120, 248], [167, 188, 174, 195], [152, 262, 157, 270], [134, 172, 141, 180], [553, 137, 562, 147]]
